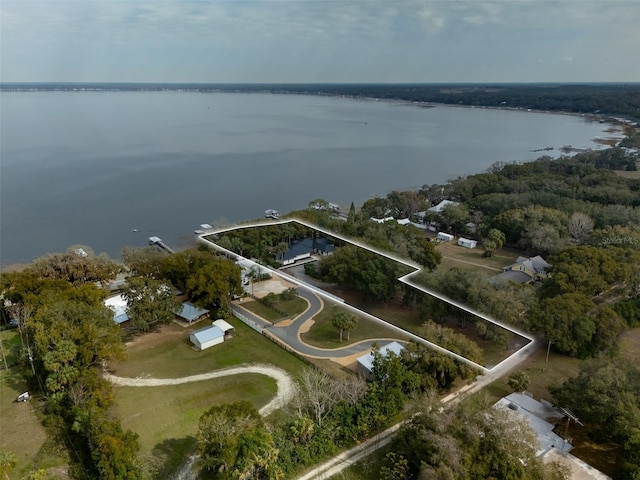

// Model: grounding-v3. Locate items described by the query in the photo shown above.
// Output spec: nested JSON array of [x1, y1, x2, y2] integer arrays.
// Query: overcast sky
[[1, 0, 639, 83]]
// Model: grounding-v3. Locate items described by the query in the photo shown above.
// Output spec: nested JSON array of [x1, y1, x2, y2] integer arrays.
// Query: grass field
[[110, 317, 308, 379], [112, 374, 277, 477], [301, 302, 410, 349], [240, 294, 308, 323], [109, 317, 308, 477], [0, 331, 68, 479], [435, 242, 517, 274]]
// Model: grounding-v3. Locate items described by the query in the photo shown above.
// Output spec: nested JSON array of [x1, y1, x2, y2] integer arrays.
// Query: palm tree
[[332, 311, 358, 342], [343, 313, 358, 341]]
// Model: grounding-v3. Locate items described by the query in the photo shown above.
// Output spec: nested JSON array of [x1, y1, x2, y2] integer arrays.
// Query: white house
[[190, 325, 224, 350], [457, 237, 477, 249], [104, 294, 130, 325], [356, 341, 405, 380], [437, 232, 454, 242]]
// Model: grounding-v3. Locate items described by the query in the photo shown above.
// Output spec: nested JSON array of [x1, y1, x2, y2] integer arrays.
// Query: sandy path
[[104, 364, 295, 416]]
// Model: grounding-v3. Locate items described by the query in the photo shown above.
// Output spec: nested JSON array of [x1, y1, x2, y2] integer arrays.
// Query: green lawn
[[108, 317, 309, 478], [112, 374, 276, 478], [435, 242, 516, 274], [240, 295, 308, 322], [110, 317, 308, 379], [0, 331, 68, 479], [301, 302, 410, 349]]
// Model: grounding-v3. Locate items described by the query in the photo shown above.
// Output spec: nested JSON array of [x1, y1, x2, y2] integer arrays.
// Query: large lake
[[0, 91, 621, 267]]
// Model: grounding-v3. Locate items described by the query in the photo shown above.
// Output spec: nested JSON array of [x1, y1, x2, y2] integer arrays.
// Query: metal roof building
[[356, 341, 405, 380], [189, 325, 224, 351], [175, 302, 210, 323]]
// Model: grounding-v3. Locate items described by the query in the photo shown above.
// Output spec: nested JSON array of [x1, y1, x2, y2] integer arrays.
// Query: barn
[[190, 325, 224, 351]]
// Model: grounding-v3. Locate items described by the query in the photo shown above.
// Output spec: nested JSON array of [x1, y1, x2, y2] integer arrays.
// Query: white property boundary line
[[198, 218, 536, 374]]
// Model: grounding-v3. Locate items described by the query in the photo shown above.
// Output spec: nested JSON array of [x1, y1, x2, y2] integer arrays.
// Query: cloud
[[1, 0, 638, 82]]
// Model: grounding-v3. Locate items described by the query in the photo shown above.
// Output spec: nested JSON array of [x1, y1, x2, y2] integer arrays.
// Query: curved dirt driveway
[[104, 364, 295, 416]]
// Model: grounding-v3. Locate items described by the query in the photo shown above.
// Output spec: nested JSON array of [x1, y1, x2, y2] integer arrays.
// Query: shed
[[437, 232, 454, 242], [175, 302, 210, 324], [356, 341, 405, 380], [212, 319, 235, 338], [190, 325, 224, 351], [458, 237, 477, 249]]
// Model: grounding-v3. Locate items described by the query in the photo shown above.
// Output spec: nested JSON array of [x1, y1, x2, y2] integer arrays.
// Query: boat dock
[[148, 236, 175, 254]]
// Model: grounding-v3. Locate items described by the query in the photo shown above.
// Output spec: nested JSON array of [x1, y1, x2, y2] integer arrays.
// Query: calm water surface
[[0, 91, 621, 266]]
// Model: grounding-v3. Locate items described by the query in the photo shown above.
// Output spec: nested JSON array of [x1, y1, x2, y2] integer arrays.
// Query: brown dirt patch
[[124, 323, 186, 348], [298, 319, 315, 334], [251, 276, 297, 298]]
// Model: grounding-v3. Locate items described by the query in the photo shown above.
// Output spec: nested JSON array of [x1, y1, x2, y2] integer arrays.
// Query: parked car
[[16, 392, 30, 402]]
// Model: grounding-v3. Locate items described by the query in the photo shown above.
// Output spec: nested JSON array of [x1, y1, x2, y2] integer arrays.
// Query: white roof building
[[190, 325, 224, 350], [104, 294, 130, 324], [428, 199, 459, 213], [356, 341, 405, 380], [494, 393, 611, 480]]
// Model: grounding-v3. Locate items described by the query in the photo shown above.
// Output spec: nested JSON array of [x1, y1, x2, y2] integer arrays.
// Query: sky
[[1, 0, 639, 84]]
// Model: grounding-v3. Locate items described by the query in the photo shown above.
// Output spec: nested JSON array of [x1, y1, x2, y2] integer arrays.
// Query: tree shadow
[[149, 436, 197, 479]]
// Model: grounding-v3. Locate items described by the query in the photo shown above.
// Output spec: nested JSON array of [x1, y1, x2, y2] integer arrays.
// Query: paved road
[[232, 286, 398, 359]]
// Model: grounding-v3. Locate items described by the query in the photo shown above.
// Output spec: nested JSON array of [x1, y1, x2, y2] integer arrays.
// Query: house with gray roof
[[356, 341, 405, 380], [494, 255, 551, 284]]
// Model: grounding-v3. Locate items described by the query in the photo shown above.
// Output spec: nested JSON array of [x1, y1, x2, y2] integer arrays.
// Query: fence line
[[230, 307, 263, 334]]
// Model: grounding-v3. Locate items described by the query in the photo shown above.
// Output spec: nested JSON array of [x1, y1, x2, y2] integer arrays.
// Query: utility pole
[[544, 340, 552, 371]]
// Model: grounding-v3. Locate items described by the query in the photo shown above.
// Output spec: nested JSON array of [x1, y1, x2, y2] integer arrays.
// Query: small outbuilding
[[212, 319, 235, 338], [457, 237, 477, 249], [356, 341, 405, 381], [437, 232, 454, 242], [175, 302, 210, 324], [190, 325, 224, 351]]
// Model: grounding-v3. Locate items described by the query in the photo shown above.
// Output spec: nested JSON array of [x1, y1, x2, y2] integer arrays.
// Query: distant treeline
[[3, 82, 640, 120]]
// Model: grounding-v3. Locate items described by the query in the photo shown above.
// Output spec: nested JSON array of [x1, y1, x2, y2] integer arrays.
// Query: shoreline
[[1, 92, 634, 271]]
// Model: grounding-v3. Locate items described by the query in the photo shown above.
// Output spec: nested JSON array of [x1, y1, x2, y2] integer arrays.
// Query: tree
[[90, 414, 143, 480], [26, 246, 120, 287], [439, 203, 471, 236], [483, 228, 506, 257], [568, 212, 595, 244], [197, 401, 279, 479], [389, 398, 567, 480], [295, 368, 340, 426], [508, 371, 530, 392], [121, 276, 181, 332], [121, 246, 167, 278], [531, 293, 596, 357], [318, 245, 399, 302], [331, 310, 357, 342], [551, 357, 640, 477]]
